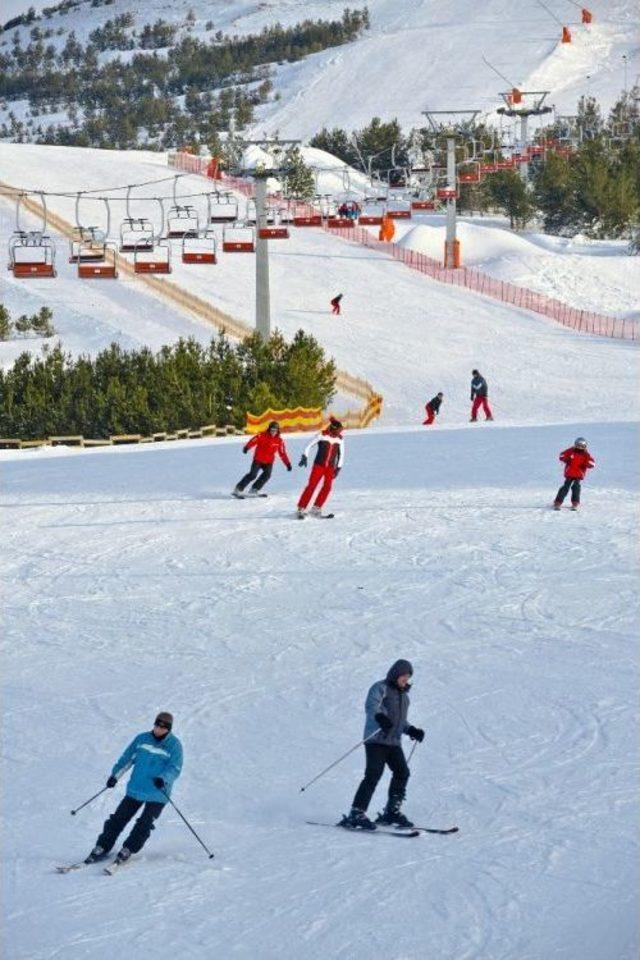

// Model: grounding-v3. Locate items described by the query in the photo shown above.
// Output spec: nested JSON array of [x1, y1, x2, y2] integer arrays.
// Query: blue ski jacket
[[111, 731, 183, 803]]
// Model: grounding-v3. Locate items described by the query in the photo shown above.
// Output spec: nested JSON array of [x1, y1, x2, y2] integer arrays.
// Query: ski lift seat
[[9, 231, 56, 278], [258, 226, 289, 240], [134, 239, 171, 274], [120, 218, 155, 252], [222, 224, 255, 253], [182, 231, 218, 264]]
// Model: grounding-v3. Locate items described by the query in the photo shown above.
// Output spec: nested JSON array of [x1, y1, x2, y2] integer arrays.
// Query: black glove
[[243, 446, 249, 454], [407, 726, 424, 743], [299, 454, 307, 468], [106, 775, 117, 788], [374, 712, 393, 732], [287, 464, 292, 472], [153, 777, 165, 790], [334, 467, 341, 477]]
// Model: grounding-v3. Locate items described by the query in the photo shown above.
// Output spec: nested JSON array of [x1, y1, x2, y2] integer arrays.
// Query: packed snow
[[1, 417, 638, 959]]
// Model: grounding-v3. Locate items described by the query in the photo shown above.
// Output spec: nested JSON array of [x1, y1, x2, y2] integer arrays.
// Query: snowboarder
[[423, 392, 443, 426], [341, 660, 424, 831], [470, 369, 493, 422], [83, 712, 183, 866], [330, 294, 343, 315], [297, 417, 344, 518], [233, 421, 292, 497], [553, 437, 595, 510]]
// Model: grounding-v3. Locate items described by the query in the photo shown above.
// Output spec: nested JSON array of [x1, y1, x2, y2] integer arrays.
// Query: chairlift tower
[[234, 137, 300, 339], [422, 109, 480, 268], [496, 91, 552, 179]]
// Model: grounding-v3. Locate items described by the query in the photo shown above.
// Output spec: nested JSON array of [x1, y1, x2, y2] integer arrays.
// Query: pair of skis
[[305, 820, 458, 839], [231, 492, 268, 500], [55, 856, 127, 876]]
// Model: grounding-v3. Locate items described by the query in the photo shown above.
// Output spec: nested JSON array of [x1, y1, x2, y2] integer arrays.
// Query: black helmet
[[268, 421, 279, 431], [574, 437, 587, 449], [328, 418, 343, 433]]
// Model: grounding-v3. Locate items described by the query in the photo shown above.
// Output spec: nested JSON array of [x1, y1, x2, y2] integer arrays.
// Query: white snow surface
[[2, 143, 639, 427], [1, 0, 638, 140], [1, 418, 639, 959]]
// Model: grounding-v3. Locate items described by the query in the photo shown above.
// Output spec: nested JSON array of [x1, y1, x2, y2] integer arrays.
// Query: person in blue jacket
[[84, 711, 183, 865]]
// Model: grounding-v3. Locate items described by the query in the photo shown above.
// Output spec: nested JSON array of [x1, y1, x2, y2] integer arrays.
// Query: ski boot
[[310, 506, 322, 517], [486, 415, 494, 421], [376, 798, 414, 829], [114, 847, 132, 865], [570, 503, 580, 511], [469, 417, 477, 423], [339, 808, 377, 831], [84, 845, 108, 864], [553, 501, 562, 511], [232, 485, 244, 498], [296, 508, 306, 520]]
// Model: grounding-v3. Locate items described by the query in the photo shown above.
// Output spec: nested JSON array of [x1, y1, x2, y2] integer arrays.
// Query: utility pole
[[234, 137, 300, 339], [496, 91, 552, 180], [422, 109, 480, 268]]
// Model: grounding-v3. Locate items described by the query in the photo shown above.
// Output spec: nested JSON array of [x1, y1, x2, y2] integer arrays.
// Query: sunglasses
[[154, 720, 171, 730]]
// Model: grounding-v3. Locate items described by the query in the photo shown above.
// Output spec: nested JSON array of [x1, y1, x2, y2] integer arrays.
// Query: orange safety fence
[[322, 225, 637, 342]]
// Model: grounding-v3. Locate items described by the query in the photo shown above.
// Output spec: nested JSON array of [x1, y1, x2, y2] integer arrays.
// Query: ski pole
[[161, 788, 215, 859], [407, 741, 419, 765], [299, 729, 380, 793], [70, 786, 109, 816]]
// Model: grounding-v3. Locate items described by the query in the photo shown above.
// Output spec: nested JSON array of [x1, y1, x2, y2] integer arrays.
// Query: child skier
[[330, 294, 343, 315], [553, 437, 594, 510], [233, 421, 292, 498], [423, 392, 443, 426], [84, 712, 183, 866], [341, 660, 424, 831], [470, 369, 493, 422], [296, 417, 344, 518]]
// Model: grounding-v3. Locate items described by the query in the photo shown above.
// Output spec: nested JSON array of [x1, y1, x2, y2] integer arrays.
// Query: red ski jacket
[[559, 447, 594, 480], [244, 431, 291, 467]]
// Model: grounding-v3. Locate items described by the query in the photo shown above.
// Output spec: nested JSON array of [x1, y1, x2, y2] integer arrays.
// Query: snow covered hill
[[2, 0, 638, 139], [2, 419, 638, 959]]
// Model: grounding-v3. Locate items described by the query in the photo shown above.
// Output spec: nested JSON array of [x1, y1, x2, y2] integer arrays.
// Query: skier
[[83, 712, 183, 866], [423, 392, 443, 426], [330, 293, 343, 315], [296, 417, 344, 518], [470, 369, 493, 422], [341, 660, 424, 831], [553, 437, 595, 510], [233, 420, 292, 497]]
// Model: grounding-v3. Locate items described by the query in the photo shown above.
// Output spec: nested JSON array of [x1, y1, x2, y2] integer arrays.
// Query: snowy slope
[[2, 0, 638, 140], [1, 419, 639, 960], [2, 144, 639, 428]]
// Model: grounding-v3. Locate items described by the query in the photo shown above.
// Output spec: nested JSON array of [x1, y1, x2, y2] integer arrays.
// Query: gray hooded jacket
[[363, 659, 413, 746]]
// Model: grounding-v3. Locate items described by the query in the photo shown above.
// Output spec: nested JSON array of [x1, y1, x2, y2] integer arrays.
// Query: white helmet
[[574, 437, 587, 449]]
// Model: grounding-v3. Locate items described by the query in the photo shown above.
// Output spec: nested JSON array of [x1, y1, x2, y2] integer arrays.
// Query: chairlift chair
[[209, 193, 239, 223], [386, 197, 412, 219], [134, 237, 171, 274], [70, 226, 108, 263], [359, 198, 385, 225], [222, 224, 255, 253], [120, 217, 154, 252], [9, 230, 56, 278], [166, 205, 200, 238], [78, 241, 118, 279], [457, 162, 482, 184], [182, 230, 218, 264]]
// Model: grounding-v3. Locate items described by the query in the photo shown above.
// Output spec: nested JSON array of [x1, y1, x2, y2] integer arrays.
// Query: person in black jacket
[[423, 392, 443, 426], [470, 369, 493, 422]]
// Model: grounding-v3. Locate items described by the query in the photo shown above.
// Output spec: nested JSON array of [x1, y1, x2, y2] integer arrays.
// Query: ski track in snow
[[1, 421, 639, 960]]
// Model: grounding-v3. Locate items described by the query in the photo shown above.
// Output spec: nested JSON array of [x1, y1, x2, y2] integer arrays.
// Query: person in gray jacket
[[340, 659, 424, 831]]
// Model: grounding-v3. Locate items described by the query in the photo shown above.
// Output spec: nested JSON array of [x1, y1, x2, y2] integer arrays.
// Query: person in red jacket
[[423, 392, 443, 426], [296, 418, 344, 518], [330, 294, 343, 315], [233, 421, 292, 497], [553, 437, 595, 510]]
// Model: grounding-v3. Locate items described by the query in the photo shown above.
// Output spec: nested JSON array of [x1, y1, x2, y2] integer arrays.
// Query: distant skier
[[233, 420, 292, 497], [297, 417, 344, 518], [341, 660, 424, 831], [553, 437, 594, 510], [84, 712, 183, 867], [423, 392, 443, 426], [469, 369, 493, 422], [331, 294, 343, 315]]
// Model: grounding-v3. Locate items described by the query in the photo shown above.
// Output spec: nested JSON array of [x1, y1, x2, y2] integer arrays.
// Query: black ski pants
[[237, 460, 273, 492], [352, 743, 410, 812], [556, 477, 581, 505], [96, 796, 164, 854]]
